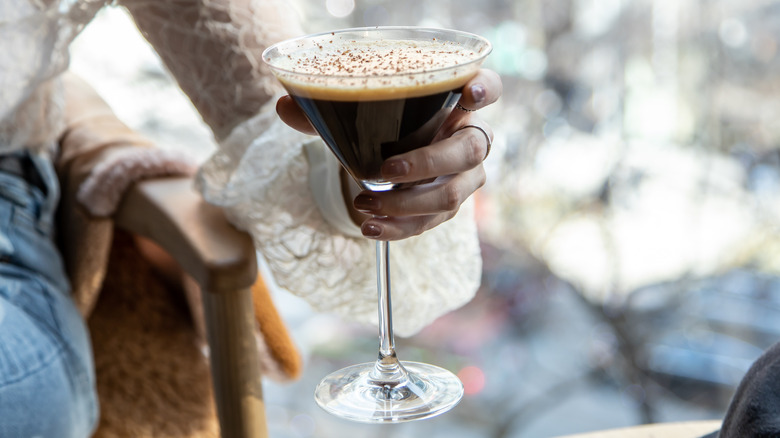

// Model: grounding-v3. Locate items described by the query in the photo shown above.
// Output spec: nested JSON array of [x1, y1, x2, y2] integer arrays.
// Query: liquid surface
[[268, 38, 485, 101]]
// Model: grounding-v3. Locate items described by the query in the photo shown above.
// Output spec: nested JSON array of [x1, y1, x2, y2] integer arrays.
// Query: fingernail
[[362, 223, 383, 238], [471, 84, 486, 103], [354, 194, 380, 212], [382, 159, 410, 179]]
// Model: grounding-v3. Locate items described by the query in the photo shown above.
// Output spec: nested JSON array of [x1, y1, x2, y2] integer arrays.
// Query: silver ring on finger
[[456, 103, 476, 112], [456, 124, 492, 160]]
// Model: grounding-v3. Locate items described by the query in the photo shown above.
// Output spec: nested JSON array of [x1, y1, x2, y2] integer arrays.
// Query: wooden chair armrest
[[115, 175, 268, 437], [114, 176, 257, 292]]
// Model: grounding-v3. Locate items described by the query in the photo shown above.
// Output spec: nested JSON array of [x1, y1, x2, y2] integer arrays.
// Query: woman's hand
[[276, 68, 503, 241]]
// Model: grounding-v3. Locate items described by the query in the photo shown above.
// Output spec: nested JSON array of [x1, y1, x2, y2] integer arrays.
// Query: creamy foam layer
[[268, 38, 486, 101]]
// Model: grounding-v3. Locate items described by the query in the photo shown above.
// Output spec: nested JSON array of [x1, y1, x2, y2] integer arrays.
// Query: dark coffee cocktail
[[263, 27, 492, 423], [266, 35, 487, 190], [293, 90, 460, 185]]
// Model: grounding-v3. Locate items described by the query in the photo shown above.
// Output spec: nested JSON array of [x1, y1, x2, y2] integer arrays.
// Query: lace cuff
[[304, 140, 364, 239], [196, 108, 482, 336]]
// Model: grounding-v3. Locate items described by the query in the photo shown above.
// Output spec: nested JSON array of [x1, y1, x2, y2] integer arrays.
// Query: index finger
[[457, 69, 502, 111], [276, 95, 318, 135]]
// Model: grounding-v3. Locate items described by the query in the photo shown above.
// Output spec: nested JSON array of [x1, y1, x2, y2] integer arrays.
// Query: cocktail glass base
[[314, 361, 464, 423]]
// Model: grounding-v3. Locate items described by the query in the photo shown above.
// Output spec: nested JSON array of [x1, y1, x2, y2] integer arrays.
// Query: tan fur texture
[[89, 231, 219, 438]]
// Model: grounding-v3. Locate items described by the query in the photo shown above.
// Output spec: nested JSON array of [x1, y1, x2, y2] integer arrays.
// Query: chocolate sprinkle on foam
[[269, 38, 484, 101]]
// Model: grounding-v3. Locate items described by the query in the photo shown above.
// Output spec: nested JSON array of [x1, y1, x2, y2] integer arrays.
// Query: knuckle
[[413, 221, 428, 237], [421, 149, 438, 173], [441, 184, 462, 211], [463, 132, 485, 167], [416, 216, 438, 236]]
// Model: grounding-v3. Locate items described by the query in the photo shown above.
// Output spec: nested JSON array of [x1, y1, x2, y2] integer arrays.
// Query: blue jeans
[[0, 151, 98, 437]]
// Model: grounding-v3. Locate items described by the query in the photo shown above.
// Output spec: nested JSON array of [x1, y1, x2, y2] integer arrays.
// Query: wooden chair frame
[[115, 176, 268, 438]]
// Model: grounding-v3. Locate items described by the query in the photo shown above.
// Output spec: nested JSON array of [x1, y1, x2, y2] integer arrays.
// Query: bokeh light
[[719, 18, 748, 48], [457, 366, 487, 396], [325, 0, 355, 18]]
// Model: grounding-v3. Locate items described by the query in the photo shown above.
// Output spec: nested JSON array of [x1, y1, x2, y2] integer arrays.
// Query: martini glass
[[263, 26, 491, 423]]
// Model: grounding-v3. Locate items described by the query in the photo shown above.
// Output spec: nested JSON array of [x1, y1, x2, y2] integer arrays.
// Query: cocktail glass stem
[[370, 240, 409, 392], [263, 26, 492, 423], [377, 240, 394, 358], [312, 230, 463, 423]]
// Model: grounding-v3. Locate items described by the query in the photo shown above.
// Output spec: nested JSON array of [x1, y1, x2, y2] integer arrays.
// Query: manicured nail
[[382, 159, 410, 179], [471, 84, 486, 103], [354, 194, 380, 212], [362, 223, 383, 238]]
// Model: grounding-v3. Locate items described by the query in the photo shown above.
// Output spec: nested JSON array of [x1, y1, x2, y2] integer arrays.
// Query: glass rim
[[261, 26, 492, 80]]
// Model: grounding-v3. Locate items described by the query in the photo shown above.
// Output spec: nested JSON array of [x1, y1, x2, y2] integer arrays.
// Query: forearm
[[58, 72, 196, 217], [58, 72, 155, 174], [119, 0, 304, 139]]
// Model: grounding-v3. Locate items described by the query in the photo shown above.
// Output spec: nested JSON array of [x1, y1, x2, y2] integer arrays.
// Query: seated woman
[[0, 0, 502, 436]]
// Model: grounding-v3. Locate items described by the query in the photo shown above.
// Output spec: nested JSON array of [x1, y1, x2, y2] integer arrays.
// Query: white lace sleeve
[[118, 0, 303, 139], [0, 0, 108, 153], [121, 0, 482, 335], [196, 108, 483, 337], [303, 140, 365, 239]]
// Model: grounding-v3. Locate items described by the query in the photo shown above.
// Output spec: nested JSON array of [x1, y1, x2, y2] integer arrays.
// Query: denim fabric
[[0, 150, 98, 438]]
